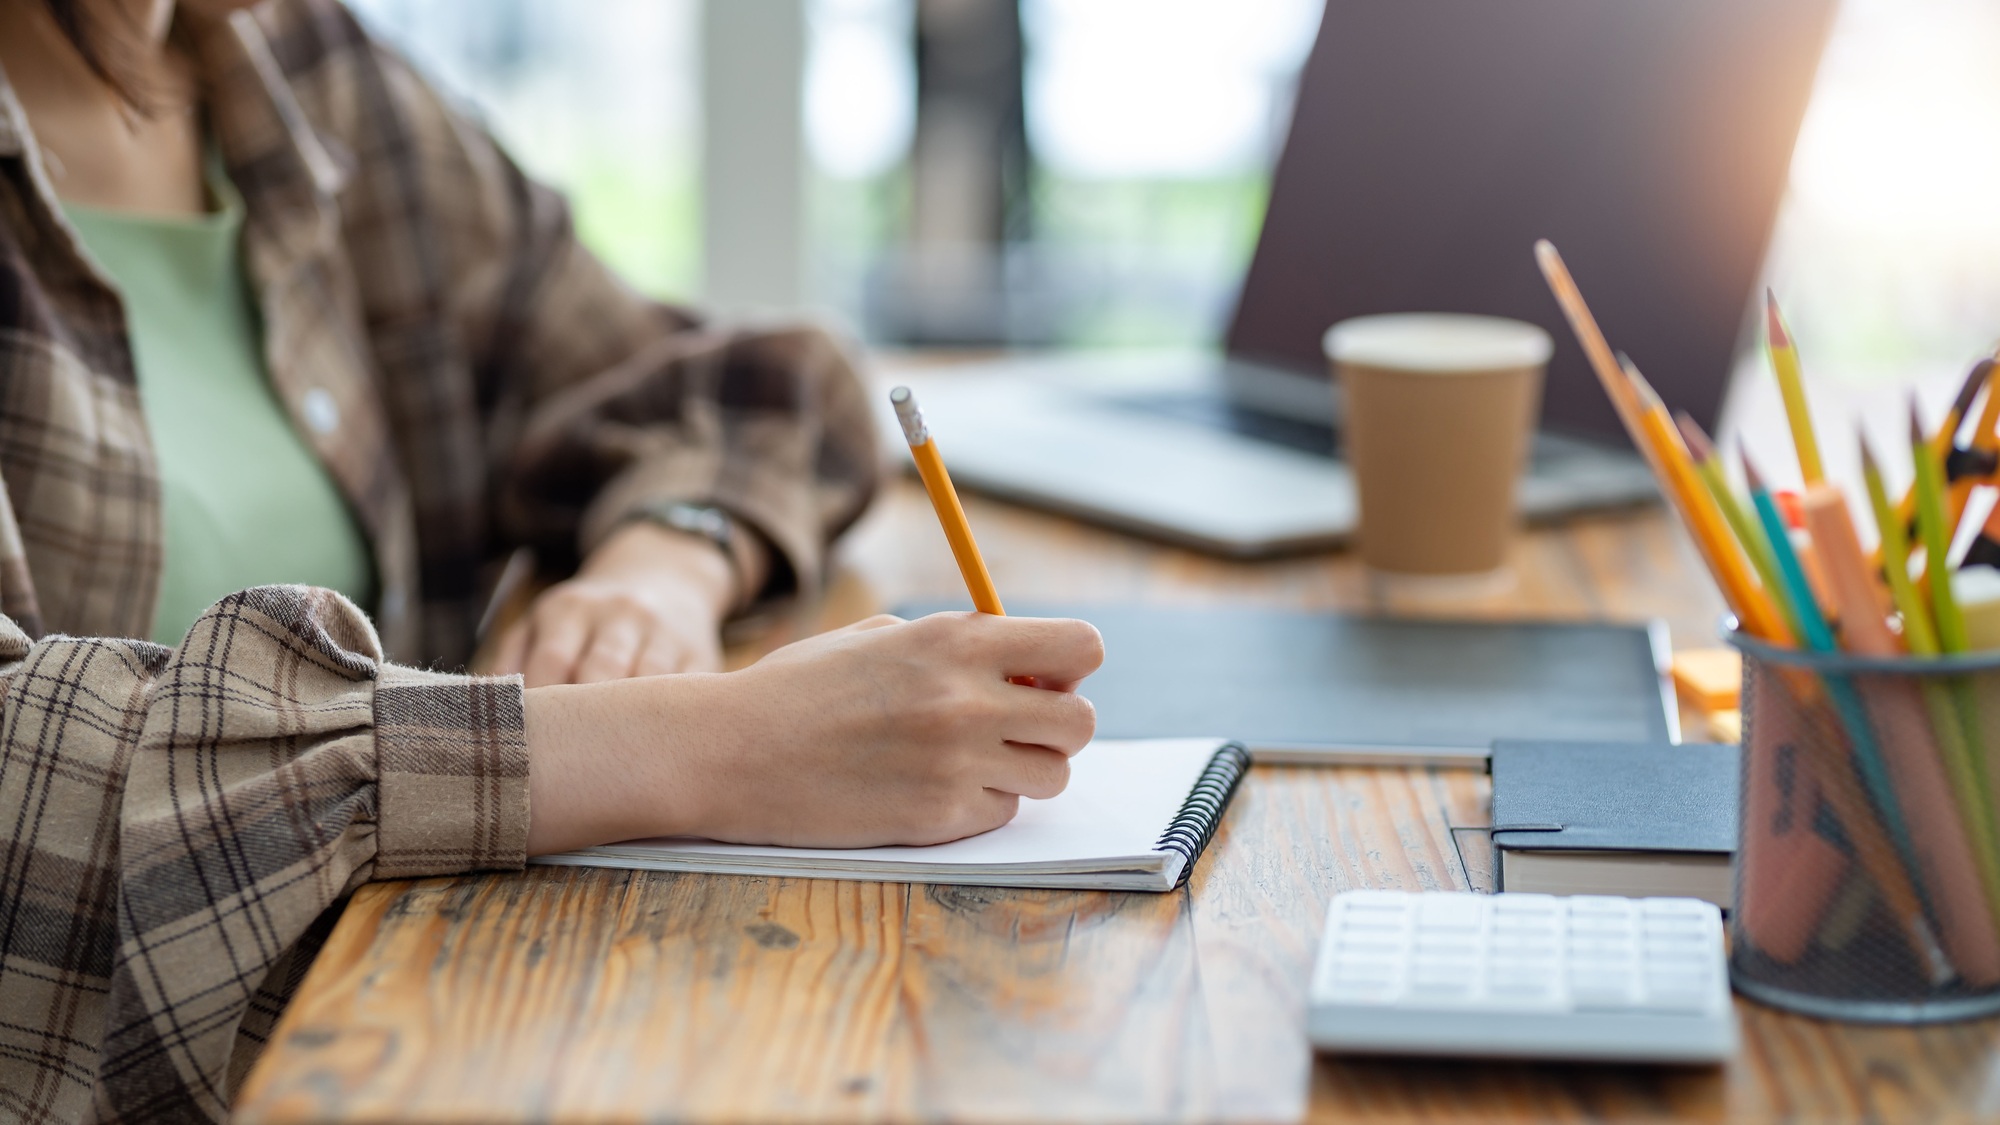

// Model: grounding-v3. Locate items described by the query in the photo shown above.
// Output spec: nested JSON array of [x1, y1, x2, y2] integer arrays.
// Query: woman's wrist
[[522, 675, 728, 855], [582, 520, 738, 620]]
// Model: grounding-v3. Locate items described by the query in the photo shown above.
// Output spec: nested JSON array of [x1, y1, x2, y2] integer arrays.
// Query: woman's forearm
[[520, 612, 1105, 856]]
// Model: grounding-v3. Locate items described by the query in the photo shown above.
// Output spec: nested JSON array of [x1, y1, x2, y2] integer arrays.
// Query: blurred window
[[341, 1, 2000, 379], [1764, 0, 2000, 389], [344, 0, 701, 299]]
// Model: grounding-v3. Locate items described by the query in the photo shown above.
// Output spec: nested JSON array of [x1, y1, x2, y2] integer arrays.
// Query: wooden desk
[[234, 478, 2000, 1124]]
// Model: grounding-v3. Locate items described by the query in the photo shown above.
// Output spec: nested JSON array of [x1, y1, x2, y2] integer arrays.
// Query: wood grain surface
[[234, 415, 2000, 1123]]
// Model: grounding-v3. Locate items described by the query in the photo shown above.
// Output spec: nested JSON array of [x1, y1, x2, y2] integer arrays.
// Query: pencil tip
[[1618, 355, 1661, 407], [1910, 400, 1927, 445], [1675, 412, 1715, 461], [1740, 450, 1767, 492], [1958, 358, 1996, 419], [1534, 239, 1556, 260], [1859, 434, 1879, 475], [1765, 292, 1791, 348]]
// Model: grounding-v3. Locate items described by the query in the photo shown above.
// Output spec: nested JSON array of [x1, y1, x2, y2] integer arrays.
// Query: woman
[[0, 0, 1103, 1121]]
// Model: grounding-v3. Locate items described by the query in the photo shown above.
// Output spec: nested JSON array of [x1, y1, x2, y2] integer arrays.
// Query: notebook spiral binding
[[1153, 741, 1252, 890]]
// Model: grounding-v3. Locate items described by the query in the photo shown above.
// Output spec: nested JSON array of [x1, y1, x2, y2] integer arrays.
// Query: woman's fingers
[[573, 615, 646, 684], [996, 679, 1097, 754], [985, 743, 1074, 800], [522, 611, 592, 687], [487, 621, 531, 676], [963, 615, 1106, 685], [634, 634, 685, 677]]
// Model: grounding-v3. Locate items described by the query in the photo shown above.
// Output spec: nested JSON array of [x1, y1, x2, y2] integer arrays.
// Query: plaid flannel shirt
[[0, 2, 880, 1121]]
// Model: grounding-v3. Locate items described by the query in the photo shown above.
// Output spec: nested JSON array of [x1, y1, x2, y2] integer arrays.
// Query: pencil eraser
[[1672, 648, 1743, 713], [1706, 709, 1742, 745], [1952, 568, 2000, 652], [1775, 491, 1805, 530]]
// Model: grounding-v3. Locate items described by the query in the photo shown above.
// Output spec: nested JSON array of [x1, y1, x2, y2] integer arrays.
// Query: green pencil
[[1913, 405, 1972, 654], [1677, 414, 1799, 640], [1872, 431, 1998, 856], [1866, 439, 1940, 655]]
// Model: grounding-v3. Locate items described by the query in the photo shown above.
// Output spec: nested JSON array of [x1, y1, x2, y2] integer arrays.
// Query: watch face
[[662, 504, 729, 544]]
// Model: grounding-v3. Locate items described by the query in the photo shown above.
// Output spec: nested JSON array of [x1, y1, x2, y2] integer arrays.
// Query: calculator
[[1307, 890, 1736, 1063]]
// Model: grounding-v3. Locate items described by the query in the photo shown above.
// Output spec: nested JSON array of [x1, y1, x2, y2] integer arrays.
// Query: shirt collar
[[0, 10, 350, 227]]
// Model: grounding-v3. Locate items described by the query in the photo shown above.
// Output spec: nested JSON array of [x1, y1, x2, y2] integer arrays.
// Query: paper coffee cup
[[1324, 313, 1550, 576]]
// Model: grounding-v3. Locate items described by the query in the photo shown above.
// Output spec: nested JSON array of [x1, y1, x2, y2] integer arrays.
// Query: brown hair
[[37, 0, 160, 112]]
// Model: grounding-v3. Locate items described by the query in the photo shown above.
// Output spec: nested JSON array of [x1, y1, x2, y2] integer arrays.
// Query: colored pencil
[[1765, 292, 1825, 485], [1863, 440, 1941, 656], [1864, 428, 1992, 892], [1744, 455, 1836, 652], [1534, 242, 1648, 441], [1961, 499, 2000, 573], [1912, 406, 1971, 653], [891, 386, 1006, 616], [1804, 484, 2000, 979], [1624, 358, 1791, 644], [1944, 358, 1998, 526], [1678, 414, 1801, 640], [1874, 357, 1997, 572], [1751, 453, 1955, 977]]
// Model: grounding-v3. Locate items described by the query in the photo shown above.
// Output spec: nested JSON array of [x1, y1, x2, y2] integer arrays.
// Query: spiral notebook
[[533, 738, 1248, 892]]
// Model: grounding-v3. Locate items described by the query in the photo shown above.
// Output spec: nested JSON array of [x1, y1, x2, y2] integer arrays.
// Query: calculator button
[[1637, 985, 1713, 1013], [1417, 895, 1485, 931], [1326, 979, 1401, 1005], [1569, 897, 1636, 916], [1641, 897, 1714, 917], [1487, 977, 1561, 1006], [1338, 932, 1407, 954], [1488, 959, 1558, 981], [1341, 912, 1409, 932], [1408, 978, 1477, 1004]]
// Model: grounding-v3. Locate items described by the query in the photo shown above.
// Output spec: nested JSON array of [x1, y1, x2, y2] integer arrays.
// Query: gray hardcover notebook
[[894, 603, 1675, 765], [1490, 740, 1739, 907]]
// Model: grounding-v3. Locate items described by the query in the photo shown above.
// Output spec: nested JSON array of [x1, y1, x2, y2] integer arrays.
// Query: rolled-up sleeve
[[345, 23, 882, 607], [0, 584, 527, 1123]]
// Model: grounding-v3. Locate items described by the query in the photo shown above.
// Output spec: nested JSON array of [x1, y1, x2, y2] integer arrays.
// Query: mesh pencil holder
[[1729, 630, 2000, 1023]]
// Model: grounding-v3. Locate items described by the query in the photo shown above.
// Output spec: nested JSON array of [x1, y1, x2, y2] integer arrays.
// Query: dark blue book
[[1490, 741, 1739, 907]]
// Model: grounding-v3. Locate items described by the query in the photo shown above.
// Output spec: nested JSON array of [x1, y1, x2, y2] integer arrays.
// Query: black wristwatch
[[627, 501, 747, 604]]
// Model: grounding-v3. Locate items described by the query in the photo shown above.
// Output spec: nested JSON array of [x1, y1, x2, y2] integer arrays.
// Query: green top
[[64, 167, 372, 645]]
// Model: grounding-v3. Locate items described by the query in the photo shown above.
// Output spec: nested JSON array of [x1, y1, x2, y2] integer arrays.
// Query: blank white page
[[547, 738, 1227, 876]]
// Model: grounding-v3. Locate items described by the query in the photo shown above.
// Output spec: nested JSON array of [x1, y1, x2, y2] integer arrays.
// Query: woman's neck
[[0, 0, 205, 216]]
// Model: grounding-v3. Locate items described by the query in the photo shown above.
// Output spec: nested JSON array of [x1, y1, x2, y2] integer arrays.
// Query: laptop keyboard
[[1100, 390, 1342, 458], [1098, 389, 1602, 470]]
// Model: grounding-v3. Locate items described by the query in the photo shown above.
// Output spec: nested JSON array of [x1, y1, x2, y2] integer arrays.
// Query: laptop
[[888, 0, 1837, 557]]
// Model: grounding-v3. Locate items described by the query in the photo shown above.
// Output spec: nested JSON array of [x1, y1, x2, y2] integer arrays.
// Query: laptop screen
[[1225, 0, 1836, 445]]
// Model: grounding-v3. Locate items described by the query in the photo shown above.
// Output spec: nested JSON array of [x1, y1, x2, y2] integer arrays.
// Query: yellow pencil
[[1765, 291, 1824, 486], [891, 386, 1005, 616], [1534, 241, 1650, 454], [1677, 413, 1800, 641], [1533, 243, 1786, 640], [1625, 360, 1792, 645]]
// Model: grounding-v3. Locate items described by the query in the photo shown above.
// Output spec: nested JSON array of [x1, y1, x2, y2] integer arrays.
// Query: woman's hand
[[522, 612, 1106, 854], [490, 520, 756, 685]]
